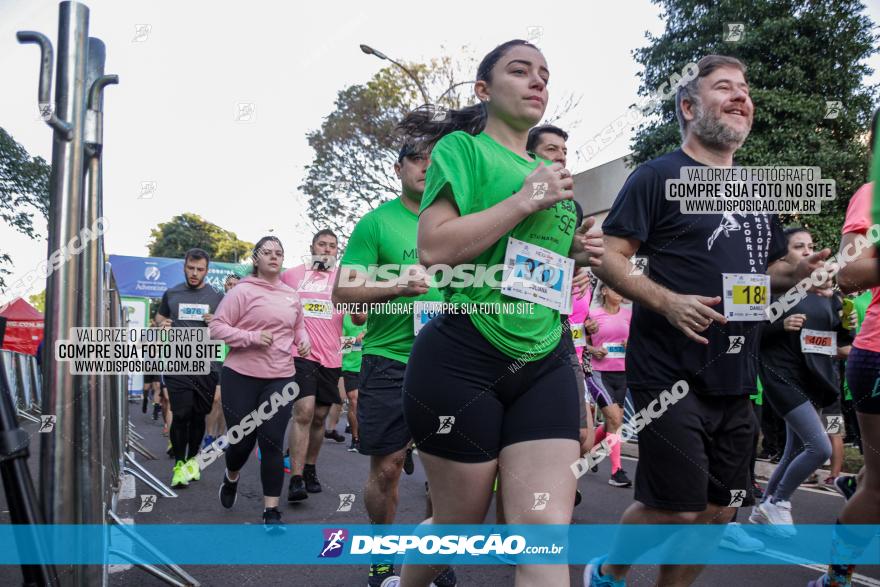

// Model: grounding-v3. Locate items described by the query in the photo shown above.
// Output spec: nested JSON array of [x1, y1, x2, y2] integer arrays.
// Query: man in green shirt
[[333, 143, 450, 587]]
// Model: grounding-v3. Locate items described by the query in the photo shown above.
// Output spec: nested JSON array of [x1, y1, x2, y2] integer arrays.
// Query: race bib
[[800, 329, 836, 356], [340, 336, 363, 355], [603, 341, 626, 359], [722, 273, 770, 321], [301, 298, 333, 320], [501, 237, 574, 313], [178, 303, 209, 322], [414, 301, 444, 335], [570, 323, 587, 348]]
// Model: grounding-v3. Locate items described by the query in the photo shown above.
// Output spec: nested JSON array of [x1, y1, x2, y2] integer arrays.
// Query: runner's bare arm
[[837, 232, 880, 294], [594, 234, 726, 345], [767, 248, 833, 295], [418, 162, 573, 267]]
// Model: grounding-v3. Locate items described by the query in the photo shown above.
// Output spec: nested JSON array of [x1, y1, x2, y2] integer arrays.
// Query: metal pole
[[37, 3, 96, 585]]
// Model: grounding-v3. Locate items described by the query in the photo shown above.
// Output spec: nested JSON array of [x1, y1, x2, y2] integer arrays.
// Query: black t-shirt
[[602, 149, 787, 396], [759, 293, 852, 414], [158, 282, 225, 373]]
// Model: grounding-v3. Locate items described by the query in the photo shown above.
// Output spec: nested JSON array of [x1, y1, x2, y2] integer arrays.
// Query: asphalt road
[[0, 404, 877, 586]]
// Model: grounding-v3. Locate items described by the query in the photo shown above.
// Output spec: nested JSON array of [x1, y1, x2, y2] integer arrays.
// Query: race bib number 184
[[722, 273, 770, 322]]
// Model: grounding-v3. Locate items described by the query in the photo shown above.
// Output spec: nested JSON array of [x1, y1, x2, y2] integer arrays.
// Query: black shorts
[[845, 347, 880, 415], [630, 388, 756, 512], [294, 358, 342, 406], [342, 370, 360, 393], [587, 371, 627, 410], [357, 355, 411, 456], [164, 372, 219, 416], [403, 313, 580, 463]]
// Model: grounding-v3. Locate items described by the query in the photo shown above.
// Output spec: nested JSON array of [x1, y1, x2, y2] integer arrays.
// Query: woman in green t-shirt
[[397, 39, 603, 585]]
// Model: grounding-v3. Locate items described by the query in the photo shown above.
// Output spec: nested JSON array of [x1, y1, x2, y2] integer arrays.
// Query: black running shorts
[[403, 313, 580, 463], [630, 388, 756, 512]]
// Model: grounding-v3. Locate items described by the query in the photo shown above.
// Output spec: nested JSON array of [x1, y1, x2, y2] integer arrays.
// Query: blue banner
[[0, 524, 876, 565], [108, 255, 252, 299]]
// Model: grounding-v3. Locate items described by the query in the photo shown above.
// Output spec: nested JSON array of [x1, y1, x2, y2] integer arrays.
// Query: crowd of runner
[[135, 41, 879, 587]]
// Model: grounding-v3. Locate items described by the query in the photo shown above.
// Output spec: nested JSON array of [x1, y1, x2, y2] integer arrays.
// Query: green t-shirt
[[420, 131, 577, 360], [340, 197, 443, 364], [342, 314, 367, 372]]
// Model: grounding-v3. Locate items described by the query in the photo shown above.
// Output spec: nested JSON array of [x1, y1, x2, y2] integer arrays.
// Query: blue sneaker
[[584, 555, 625, 586]]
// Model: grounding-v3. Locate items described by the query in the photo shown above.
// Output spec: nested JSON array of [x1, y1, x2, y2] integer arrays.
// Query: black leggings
[[221, 367, 296, 497]]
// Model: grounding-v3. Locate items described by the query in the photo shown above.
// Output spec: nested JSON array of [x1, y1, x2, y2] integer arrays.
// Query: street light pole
[[360, 44, 431, 106]]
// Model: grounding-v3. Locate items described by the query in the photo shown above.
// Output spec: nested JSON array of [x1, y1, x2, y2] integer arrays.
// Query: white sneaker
[[750, 500, 797, 537], [720, 522, 765, 552]]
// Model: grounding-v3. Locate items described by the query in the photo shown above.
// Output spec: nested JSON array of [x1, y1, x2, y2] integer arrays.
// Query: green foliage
[[0, 127, 50, 290], [147, 213, 253, 263], [631, 0, 878, 249], [28, 290, 45, 313]]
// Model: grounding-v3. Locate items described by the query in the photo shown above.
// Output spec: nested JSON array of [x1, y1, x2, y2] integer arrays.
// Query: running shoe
[[304, 468, 322, 493], [262, 507, 285, 534], [720, 522, 764, 552], [218, 471, 238, 508], [287, 476, 308, 502], [752, 481, 765, 501], [431, 566, 457, 587], [834, 475, 857, 500], [583, 555, 625, 586], [324, 430, 346, 443], [171, 461, 189, 489], [368, 563, 397, 587], [749, 500, 796, 537], [770, 453, 782, 464], [803, 473, 820, 487], [202, 435, 214, 449], [404, 447, 415, 475], [608, 469, 632, 488], [184, 458, 200, 482], [348, 438, 360, 453], [152, 403, 161, 421], [756, 449, 773, 461]]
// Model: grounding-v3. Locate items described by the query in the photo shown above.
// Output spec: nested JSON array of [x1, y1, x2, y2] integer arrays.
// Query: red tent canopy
[[0, 298, 44, 355]]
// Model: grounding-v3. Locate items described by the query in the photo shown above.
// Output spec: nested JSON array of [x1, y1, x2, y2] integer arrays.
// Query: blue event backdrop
[[108, 255, 254, 299]]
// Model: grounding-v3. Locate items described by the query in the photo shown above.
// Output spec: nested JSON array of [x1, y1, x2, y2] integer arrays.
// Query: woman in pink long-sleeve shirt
[[208, 236, 311, 530]]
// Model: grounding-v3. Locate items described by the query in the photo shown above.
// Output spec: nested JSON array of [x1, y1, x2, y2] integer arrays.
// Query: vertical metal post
[[37, 2, 97, 585]]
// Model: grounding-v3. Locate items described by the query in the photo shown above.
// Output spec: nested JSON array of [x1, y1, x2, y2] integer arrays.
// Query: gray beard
[[691, 100, 750, 150]]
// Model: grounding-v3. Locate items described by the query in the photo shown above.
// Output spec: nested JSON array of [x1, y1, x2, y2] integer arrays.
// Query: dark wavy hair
[[396, 40, 540, 146], [251, 236, 284, 276]]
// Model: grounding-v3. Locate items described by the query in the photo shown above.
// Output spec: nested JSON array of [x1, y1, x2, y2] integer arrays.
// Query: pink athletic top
[[209, 276, 309, 379], [281, 265, 344, 368], [842, 182, 880, 353], [589, 305, 632, 372], [568, 287, 592, 362]]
